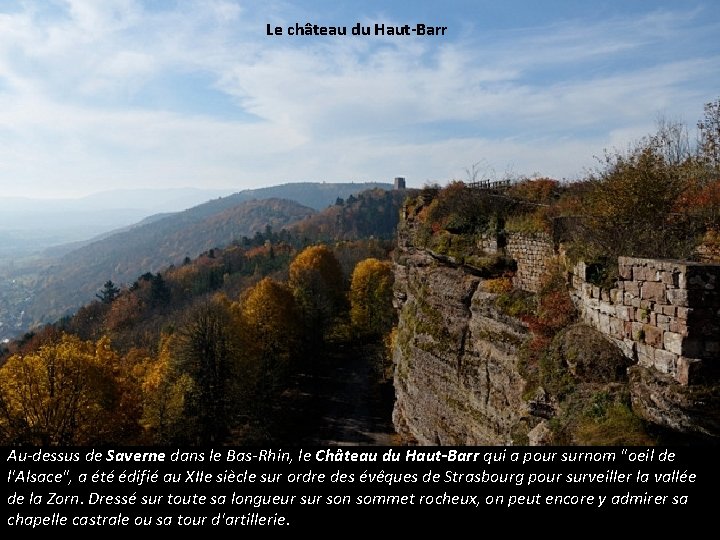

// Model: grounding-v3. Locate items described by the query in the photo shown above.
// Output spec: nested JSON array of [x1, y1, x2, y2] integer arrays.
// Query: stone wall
[[569, 257, 719, 386], [505, 231, 555, 293], [497, 228, 719, 387]]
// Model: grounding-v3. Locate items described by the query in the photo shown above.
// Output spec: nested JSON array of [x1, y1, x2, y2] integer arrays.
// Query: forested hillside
[[0, 187, 414, 445], [2, 182, 394, 341]]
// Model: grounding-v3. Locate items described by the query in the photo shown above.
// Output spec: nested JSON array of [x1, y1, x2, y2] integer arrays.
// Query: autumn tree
[[132, 272, 171, 308], [503, 178, 563, 234], [238, 277, 301, 421], [173, 296, 241, 444], [0, 334, 124, 445], [350, 258, 395, 337], [59, 300, 108, 341], [104, 292, 142, 332], [579, 143, 700, 264], [572, 103, 720, 271], [138, 335, 194, 444], [678, 98, 720, 238], [422, 181, 492, 234], [675, 175, 720, 234], [507, 177, 561, 205], [288, 244, 346, 340]]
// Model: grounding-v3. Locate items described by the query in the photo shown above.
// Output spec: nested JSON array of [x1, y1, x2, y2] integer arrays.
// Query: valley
[[0, 182, 393, 344]]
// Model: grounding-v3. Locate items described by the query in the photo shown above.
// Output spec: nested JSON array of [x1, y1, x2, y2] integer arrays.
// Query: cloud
[[0, 1, 718, 197]]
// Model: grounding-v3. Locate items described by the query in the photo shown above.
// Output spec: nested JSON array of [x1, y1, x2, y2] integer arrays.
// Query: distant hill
[[40, 213, 173, 258], [0, 183, 390, 260], [36, 181, 392, 258], [0, 188, 237, 259], [23, 198, 314, 327], [18, 182, 394, 330], [163, 181, 394, 214]]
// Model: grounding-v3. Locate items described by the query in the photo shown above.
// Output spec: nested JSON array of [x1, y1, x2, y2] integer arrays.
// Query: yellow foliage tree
[[139, 334, 194, 443], [288, 244, 346, 333], [0, 333, 122, 445], [350, 258, 395, 336], [239, 277, 301, 409], [241, 277, 300, 363]]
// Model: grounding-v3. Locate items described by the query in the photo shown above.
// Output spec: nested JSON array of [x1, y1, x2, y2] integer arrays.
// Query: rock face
[[392, 199, 720, 444], [629, 365, 720, 439], [392, 246, 530, 445]]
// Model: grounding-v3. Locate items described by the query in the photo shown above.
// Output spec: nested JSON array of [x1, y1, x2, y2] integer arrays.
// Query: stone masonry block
[[669, 320, 689, 336], [609, 317, 623, 339], [632, 322, 645, 341], [636, 342, 655, 368], [654, 348, 677, 375], [641, 281, 666, 302], [616, 306, 632, 321], [663, 331, 683, 355], [643, 324, 663, 348], [618, 263, 632, 280], [599, 313, 611, 335], [667, 289, 689, 307], [598, 303, 616, 317], [659, 271, 675, 285], [635, 266, 655, 282], [624, 321, 634, 339], [623, 281, 640, 296]]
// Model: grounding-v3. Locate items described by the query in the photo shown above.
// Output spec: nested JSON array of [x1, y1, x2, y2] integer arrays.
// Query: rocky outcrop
[[629, 365, 720, 439], [392, 198, 720, 444], [392, 247, 531, 445]]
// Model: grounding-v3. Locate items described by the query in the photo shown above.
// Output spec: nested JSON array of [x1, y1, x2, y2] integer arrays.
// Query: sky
[[0, 0, 718, 198]]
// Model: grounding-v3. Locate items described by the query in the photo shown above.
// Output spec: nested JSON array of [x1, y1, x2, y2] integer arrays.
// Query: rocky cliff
[[392, 245, 529, 444], [391, 195, 720, 445]]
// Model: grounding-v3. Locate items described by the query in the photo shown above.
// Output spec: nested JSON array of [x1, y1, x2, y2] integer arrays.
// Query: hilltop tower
[[394, 176, 406, 190]]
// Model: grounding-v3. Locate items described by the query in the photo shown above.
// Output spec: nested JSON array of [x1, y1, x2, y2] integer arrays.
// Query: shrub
[[494, 289, 536, 319], [580, 144, 700, 260], [531, 263, 577, 338], [572, 392, 657, 446], [481, 277, 514, 294]]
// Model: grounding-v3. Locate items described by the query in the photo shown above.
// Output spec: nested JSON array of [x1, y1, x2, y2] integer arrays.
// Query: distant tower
[[394, 176, 406, 190]]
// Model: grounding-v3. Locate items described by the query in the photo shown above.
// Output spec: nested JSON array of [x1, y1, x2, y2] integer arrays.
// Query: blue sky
[[0, 0, 718, 198]]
